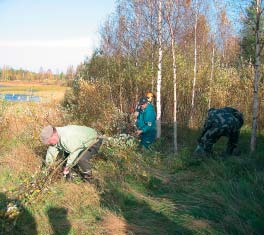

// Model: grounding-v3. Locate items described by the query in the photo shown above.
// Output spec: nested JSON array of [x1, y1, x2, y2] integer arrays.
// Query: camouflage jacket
[[198, 107, 244, 141]]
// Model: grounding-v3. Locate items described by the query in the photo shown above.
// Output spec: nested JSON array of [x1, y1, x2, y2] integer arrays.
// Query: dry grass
[[100, 213, 128, 235], [60, 182, 100, 211], [3, 101, 67, 140], [3, 144, 42, 174], [190, 219, 211, 230], [0, 82, 67, 186], [33, 182, 103, 235], [0, 80, 69, 102], [0, 81, 131, 235], [0, 82, 217, 235], [100, 212, 151, 235]]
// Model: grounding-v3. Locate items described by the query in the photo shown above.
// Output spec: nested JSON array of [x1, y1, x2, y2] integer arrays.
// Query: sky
[[0, 0, 116, 73]]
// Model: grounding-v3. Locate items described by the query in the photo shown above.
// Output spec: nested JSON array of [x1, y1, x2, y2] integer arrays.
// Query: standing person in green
[[136, 97, 157, 148], [40, 125, 102, 179]]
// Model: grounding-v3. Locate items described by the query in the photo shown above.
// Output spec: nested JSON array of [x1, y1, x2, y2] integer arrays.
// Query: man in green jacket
[[40, 125, 102, 178], [136, 97, 157, 148]]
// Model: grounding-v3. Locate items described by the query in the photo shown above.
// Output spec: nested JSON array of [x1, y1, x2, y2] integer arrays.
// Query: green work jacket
[[45, 125, 99, 167]]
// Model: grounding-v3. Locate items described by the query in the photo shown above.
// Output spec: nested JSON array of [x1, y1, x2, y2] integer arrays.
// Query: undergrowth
[[1, 128, 264, 234], [0, 87, 263, 234]]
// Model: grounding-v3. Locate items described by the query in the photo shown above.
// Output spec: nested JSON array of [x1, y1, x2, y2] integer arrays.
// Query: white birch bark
[[171, 30, 178, 154], [156, 0, 162, 139], [190, 0, 198, 127]]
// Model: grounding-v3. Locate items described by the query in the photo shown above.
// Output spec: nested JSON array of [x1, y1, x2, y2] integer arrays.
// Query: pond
[[0, 94, 41, 102]]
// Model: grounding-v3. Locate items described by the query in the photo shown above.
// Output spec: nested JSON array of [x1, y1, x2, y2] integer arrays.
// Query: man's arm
[[141, 108, 156, 133], [198, 117, 212, 143], [45, 146, 60, 165], [65, 149, 84, 168]]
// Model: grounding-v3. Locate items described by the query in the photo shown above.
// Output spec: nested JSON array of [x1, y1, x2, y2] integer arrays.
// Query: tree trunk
[[166, 0, 178, 154], [171, 35, 178, 154], [106, 58, 113, 103], [250, 0, 261, 153], [156, 0, 162, 139], [208, 46, 215, 109], [190, 0, 198, 127]]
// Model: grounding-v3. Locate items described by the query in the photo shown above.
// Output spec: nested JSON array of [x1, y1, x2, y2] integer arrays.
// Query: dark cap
[[139, 97, 148, 105], [40, 125, 54, 144]]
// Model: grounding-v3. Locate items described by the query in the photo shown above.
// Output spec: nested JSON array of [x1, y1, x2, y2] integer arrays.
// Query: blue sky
[[0, 0, 116, 73]]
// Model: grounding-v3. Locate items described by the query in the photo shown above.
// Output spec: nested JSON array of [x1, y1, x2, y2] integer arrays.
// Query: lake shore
[[0, 80, 69, 101]]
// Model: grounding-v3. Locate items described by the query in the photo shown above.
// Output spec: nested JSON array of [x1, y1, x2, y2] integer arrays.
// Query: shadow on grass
[[142, 133, 264, 235], [101, 187, 194, 235], [99, 125, 264, 235], [0, 192, 37, 235], [129, 125, 264, 234], [47, 207, 71, 235]]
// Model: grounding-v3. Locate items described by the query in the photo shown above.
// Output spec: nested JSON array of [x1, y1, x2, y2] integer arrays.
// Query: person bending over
[[194, 107, 244, 156], [40, 125, 102, 179]]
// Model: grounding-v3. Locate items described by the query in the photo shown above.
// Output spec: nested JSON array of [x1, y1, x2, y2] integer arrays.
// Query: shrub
[[62, 79, 129, 135]]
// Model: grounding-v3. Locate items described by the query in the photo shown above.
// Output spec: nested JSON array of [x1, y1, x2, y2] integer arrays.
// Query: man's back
[[56, 125, 98, 151], [136, 103, 156, 131], [205, 107, 243, 131]]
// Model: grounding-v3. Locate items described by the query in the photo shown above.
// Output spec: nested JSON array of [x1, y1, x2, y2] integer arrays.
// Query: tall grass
[[0, 82, 263, 234]]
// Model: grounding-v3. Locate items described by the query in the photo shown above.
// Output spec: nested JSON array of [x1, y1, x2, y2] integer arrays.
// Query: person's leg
[[77, 150, 92, 175], [139, 137, 149, 148], [226, 131, 239, 155], [200, 128, 223, 154], [77, 139, 102, 178], [140, 131, 156, 149]]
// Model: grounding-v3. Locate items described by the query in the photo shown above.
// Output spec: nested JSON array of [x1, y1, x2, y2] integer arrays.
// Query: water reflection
[[0, 94, 41, 102]]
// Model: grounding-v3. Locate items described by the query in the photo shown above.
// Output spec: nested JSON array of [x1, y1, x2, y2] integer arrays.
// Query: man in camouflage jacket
[[194, 107, 244, 155]]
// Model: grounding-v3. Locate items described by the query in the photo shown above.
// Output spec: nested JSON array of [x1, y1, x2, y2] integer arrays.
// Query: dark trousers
[[140, 130, 156, 148], [200, 128, 239, 154], [77, 139, 102, 173]]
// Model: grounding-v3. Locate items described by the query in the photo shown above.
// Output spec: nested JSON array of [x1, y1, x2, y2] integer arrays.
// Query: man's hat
[[139, 97, 148, 105], [40, 125, 54, 144], [146, 92, 155, 98]]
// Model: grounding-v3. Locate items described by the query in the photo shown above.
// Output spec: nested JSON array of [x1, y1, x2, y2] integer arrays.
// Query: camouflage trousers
[[199, 127, 239, 154]]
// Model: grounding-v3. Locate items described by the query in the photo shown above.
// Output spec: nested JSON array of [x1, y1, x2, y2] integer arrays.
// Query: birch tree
[[156, 0, 162, 138], [190, 0, 198, 127], [165, 0, 179, 154]]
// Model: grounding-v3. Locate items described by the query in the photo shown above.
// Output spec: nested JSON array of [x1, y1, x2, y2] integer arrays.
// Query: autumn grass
[[92, 129, 264, 235], [1, 119, 264, 235], [0, 84, 123, 235], [0, 83, 263, 234]]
